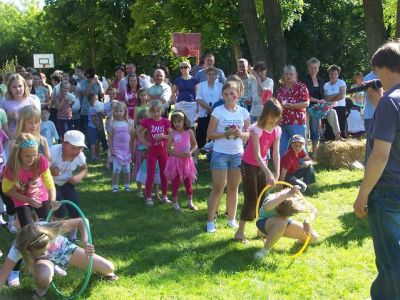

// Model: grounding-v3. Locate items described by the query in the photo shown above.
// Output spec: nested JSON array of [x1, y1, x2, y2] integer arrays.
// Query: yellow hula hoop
[[255, 181, 312, 259]]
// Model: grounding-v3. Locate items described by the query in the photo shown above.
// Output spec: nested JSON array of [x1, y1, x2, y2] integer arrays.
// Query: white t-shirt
[[196, 81, 223, 118], [347, 109, 365, 133], [250, 77, 274, 117], [50, 144, 86, 186], [211, 105, 250, 154], [324, 79, 347, 107]]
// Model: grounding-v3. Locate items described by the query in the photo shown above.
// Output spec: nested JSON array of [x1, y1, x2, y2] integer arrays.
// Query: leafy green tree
[[42, 0, 133, 73]]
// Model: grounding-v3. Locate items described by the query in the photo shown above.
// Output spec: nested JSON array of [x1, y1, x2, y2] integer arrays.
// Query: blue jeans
[[279, 124, 307, 155], [309, 116, 320, 142], [368, 187, 400, 300]]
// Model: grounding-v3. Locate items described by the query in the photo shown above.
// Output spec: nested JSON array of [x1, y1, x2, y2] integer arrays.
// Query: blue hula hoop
[[46, 200, 93, 300]]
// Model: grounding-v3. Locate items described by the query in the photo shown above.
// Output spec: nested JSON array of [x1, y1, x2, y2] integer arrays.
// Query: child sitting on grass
[[255, 185, 318, 261], [280, 134, 316, 193]]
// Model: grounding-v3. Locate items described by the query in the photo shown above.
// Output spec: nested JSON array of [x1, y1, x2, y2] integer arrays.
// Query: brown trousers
[[240, 161, 267, 221]]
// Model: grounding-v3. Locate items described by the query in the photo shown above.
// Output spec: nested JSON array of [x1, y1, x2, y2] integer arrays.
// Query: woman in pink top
[[1, 74, 41, 136], [165, 110, 198, 211], [234, 99, 282, 242], [122, 74, 140, 120]]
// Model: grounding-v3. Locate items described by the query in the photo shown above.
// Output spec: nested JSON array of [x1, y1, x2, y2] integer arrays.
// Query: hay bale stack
[[315, 139, 366, 169]]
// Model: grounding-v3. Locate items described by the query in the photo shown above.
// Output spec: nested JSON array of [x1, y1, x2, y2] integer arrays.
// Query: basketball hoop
[[33, 54, 54, 69], [172, 33, 201, 65]]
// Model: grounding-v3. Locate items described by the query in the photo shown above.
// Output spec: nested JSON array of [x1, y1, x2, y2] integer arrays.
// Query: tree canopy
[[0, 0, 398, 81]]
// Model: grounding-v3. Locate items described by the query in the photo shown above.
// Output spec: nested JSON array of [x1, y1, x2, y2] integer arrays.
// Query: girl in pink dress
[[108, 101, 135, 192], [165, 110, 198, 211]]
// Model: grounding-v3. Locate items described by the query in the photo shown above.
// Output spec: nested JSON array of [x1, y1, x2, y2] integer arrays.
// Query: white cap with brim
[[63, 130, 87, 148]]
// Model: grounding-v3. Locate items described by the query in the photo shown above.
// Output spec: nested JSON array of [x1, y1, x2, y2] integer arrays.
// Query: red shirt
[[281, 147, 306, 175], [141, 117, 170, 149], [277, 81, 309, 125]]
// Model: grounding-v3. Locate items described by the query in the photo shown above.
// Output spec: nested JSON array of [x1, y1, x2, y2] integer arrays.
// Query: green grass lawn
[[0, 157, 375, 299]]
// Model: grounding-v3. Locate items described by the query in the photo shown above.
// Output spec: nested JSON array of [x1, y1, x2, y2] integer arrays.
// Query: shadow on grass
[[305, 179, 362, 197], [324, 212, 370, 248]]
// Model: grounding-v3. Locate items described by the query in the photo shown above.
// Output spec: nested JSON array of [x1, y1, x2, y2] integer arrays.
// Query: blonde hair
[[226, 75, 244, 97], [15, 105, 41, 138], [7, 133, 40, 190], [111, 101, 128, 121], [16, 222, 63, 273], [148, 100, 164, 113], [6, 74, 30, 99]]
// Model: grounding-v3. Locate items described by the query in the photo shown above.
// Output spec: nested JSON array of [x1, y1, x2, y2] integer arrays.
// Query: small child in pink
[[165, 110, 198, 211], [234, 99, 282, 242], [139, 100, 170, 206], [2, 133, 57, 227]]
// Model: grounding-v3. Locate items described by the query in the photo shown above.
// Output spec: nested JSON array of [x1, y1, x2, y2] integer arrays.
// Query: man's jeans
[[368, 187, 400, 300]]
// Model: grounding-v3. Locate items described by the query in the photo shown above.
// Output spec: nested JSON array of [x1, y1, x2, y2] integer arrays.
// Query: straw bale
[[315, 139, 366, 169]]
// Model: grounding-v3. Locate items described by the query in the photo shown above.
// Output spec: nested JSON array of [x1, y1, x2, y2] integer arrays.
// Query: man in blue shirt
[[196, 54, 226, 84], [354, 39, 400, 300]]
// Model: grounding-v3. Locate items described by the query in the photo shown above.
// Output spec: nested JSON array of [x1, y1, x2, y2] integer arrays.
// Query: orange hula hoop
[[255, 181, 312, 259]]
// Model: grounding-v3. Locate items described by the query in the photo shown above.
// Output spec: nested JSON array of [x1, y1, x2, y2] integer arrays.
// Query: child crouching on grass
[[49, 130, 88, 242], [280, 134, 316, 193], [0, 218, 118, 299], [255, 185, 318, 261]]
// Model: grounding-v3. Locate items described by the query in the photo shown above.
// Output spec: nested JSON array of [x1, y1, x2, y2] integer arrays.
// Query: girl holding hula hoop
[[0, 218, 118, 299], [255, 185, 318, 261]]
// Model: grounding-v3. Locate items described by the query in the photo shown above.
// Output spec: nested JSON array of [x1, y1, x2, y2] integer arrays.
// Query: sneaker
[[7, 223, 17, 234], [173, 202, 181, 211], [162, 197, 172, 204], [112, 188, 118, 193], [54, 265, 67, 277], [0, 214, 6, 225], [7, 270, 20, 287], [0, 250, 3, 258], [137, 191, 144, 198], [227, 220, 239, 229], [146, 199, 154, 206], [124, 187, 131, 193], [254, 249, 269, 262], [206, 221, 217, 233]]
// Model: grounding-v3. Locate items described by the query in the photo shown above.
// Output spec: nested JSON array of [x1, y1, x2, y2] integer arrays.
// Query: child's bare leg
[[283, 220, 318, 243], [112, 172, 119, 190], [69, 247, 115, 277], [33, 260, 54, 296], [263, 217, 290, 250], [123, 171, 131, 191], [225, 168, 241, 223]]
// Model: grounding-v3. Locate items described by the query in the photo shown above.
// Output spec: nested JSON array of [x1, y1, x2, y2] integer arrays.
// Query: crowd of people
[[0, 38, 398, 299]]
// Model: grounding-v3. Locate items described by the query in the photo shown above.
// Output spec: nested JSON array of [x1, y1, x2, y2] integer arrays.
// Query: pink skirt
[[165, 156, 197, 182]]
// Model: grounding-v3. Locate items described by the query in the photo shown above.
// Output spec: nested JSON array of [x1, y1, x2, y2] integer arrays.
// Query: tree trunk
[[363, 0, 386, 58], [238, 0, 268, 65], [396, 0, 400, 38], [231, 42, 242, 63], [264, 0, 286, 83]]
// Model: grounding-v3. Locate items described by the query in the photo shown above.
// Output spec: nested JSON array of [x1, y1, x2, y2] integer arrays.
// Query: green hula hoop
[[46, 200, 93, 300]]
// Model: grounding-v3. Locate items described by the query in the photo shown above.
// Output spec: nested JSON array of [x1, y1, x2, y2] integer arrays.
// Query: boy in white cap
[[49, 130, 88, 241], [279, 134, 316, 192]]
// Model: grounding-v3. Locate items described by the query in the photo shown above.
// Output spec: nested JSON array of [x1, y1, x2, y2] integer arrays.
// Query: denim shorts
[[256, 217, 292, 235], [211, 151, 242, 170], [87, 126, 98, 147]]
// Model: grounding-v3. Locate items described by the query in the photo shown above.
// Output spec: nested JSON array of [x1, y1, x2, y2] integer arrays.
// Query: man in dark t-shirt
[[353, 40, 400, 300]]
